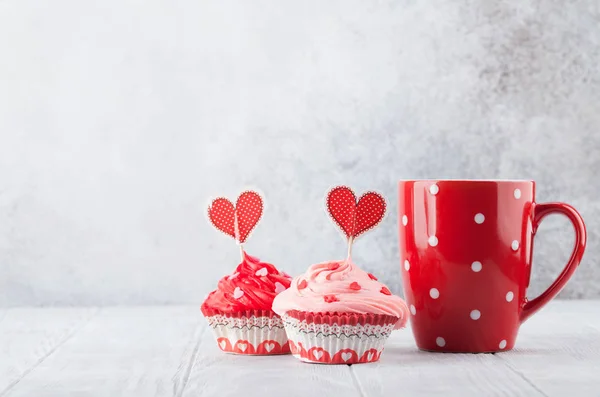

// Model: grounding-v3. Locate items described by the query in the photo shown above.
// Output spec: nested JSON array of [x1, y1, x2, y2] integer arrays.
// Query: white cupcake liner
[[281, 314, 395, 364], [205, 314, 289, 355]]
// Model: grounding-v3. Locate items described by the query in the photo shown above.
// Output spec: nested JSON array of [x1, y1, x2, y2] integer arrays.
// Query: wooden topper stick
[[347, 236, 354, 260]]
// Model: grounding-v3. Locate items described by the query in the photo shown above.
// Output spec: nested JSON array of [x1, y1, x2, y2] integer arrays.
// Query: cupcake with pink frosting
[[272, 186, 409, 364]]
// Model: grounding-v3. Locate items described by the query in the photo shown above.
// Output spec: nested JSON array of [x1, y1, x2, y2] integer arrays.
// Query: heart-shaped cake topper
[[326, 186, 386, 250], [208, 198, 236, 238], [207, 190, 263, 244]]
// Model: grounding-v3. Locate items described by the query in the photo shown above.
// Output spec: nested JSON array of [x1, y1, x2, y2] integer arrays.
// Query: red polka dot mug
[[398, 180, 586, 353]]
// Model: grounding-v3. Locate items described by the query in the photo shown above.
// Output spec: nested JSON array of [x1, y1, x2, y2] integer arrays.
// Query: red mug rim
[[399, 179, 534, 183]]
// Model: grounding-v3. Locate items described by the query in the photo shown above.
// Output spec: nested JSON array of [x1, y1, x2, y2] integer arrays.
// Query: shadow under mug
[[398, 180, 586, 353]]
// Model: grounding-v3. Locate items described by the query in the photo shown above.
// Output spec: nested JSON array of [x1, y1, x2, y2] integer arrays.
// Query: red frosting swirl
[[201, 251, 292, 313]]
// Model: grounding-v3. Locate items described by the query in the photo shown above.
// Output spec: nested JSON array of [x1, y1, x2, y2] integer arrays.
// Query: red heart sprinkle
[[324, 294, 339, 303], [349, 282, 361, 291], [327, 262, 340, 270], [380, 287, 391, 295], [298, 279, 308, 290], [368, 273, 378, 281]]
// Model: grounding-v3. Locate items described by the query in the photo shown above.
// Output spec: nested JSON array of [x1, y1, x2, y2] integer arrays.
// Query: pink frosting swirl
[[272, 259, 409, 329]]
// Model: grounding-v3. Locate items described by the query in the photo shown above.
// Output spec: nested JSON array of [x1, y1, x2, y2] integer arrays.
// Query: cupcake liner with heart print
[[281, 312, 398, 364], [203, 309, 290, 355]]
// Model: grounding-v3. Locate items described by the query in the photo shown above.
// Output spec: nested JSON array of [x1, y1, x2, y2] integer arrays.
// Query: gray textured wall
[[0, 0, 599, 306]]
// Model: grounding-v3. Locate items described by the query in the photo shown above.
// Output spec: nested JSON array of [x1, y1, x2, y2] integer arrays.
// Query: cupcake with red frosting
[[202, 252, 291, 354], [272, 186, 409, 364], [203, 190, 291, 355]]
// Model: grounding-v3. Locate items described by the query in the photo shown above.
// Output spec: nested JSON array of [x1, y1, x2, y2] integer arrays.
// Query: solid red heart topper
[[207, 191, 263, 244], [326, 186, 386, 240]]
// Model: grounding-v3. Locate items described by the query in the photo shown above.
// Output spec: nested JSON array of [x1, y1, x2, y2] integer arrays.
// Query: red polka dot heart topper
[[207, 191, 263, 245], [326, 186, 386, 256]]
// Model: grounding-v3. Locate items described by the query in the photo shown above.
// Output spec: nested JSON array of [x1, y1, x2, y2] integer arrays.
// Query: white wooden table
[[0, 301, 599, 397]]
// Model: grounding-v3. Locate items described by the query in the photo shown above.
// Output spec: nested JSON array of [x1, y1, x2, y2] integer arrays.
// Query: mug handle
[[520, 202, 587, 323]]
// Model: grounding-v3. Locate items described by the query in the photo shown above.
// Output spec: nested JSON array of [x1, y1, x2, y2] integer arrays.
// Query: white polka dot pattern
[[514, 189, 521, 199], [429, 288, 440, 299], [428, 236, 438, 247], [207, 197, 236, 238], [235, 191, 264, 243], [474, 213, 485, 224], [207, 191, 264, 244], [401, 182, 531, 352], [326, 186, 386, 240]]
